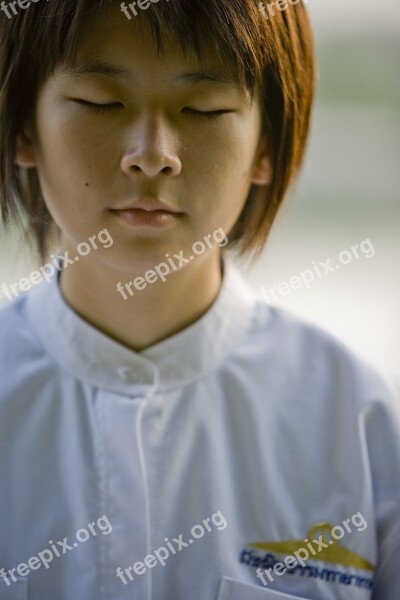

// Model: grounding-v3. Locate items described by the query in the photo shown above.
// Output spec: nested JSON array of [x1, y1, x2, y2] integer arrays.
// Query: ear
[[251, 137, 273, 186], [15, 129, 37, 168]]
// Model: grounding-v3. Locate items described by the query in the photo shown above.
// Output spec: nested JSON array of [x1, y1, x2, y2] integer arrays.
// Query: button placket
[[98, 390, 151, 599], [117, 360, 156, 382]]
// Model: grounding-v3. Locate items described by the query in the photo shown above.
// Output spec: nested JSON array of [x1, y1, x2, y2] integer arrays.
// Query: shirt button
[[116, 365, 155, 385], [117, 366, 139, 381]]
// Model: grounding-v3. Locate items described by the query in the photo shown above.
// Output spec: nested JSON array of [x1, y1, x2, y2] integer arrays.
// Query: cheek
[[211, 125, 261, 225], [188, 123, 259, 200], [192, 119, 259, 179], [36, 105, 119, 189], [179, 134, 255, 237], [33, 114, 114, 235]]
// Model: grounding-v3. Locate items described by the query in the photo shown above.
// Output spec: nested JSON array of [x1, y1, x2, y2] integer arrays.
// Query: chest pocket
[[217, 577, 310, 599], [0, 576, 27, 600]]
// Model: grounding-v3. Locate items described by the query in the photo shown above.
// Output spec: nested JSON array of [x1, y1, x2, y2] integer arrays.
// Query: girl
[[0, 1, 399, 598]]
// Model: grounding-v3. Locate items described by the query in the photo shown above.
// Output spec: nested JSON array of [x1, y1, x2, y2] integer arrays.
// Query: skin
[[16, 6, 271, 351]]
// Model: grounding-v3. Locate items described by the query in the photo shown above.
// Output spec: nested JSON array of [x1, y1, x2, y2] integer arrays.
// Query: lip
[[110, 198, 183, 228], [111, 197, 181, 213]]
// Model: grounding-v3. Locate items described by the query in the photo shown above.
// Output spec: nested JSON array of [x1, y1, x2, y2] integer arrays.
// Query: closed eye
[[71, 100, 231, 120], [182, 108, 232, 121], [71, 99, 124, 114]]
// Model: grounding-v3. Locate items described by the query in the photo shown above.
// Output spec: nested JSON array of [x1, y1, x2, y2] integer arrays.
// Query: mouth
[[112, 197, 182, 213], [110, 197, 184, 228]]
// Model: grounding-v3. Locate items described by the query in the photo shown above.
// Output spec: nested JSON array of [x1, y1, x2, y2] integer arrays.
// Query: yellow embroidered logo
[[247, 522, 374, 571]]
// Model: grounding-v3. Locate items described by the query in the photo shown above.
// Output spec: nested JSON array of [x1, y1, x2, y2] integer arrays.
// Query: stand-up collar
[[26, 258, 260, 396]]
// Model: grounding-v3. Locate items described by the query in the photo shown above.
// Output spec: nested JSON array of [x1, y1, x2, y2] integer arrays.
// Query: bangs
[[6, 0, 271, 99]]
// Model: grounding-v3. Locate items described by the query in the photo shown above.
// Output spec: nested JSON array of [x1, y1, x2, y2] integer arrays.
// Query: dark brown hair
[[0, 0, 315, 259]]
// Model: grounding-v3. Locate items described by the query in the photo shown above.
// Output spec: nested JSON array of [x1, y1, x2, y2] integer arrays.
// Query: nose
[[120, 112, 182, 178]]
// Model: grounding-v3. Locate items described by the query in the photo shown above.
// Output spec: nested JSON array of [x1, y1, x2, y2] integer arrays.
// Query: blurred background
[[0, 0, 399, 370], [237, 0, 400, 371]]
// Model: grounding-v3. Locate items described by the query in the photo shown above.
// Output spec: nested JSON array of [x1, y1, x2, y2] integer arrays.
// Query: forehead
[[60, 3, 245, 90]]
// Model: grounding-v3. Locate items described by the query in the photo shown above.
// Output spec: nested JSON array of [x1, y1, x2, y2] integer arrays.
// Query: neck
[[59, 249, 224, 352]]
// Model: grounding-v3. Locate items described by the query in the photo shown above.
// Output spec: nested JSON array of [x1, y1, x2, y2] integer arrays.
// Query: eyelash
[[182, 108, 229, 121], [73, 99, 123, 115], [74, 100, 229, 121]]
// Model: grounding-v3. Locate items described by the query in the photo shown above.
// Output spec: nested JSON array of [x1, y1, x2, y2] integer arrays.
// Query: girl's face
[[17, 5, 271, 274]]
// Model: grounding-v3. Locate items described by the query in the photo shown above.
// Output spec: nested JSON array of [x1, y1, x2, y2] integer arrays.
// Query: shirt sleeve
[[372, 521, 400, 599], [366, 371, 400, 599]]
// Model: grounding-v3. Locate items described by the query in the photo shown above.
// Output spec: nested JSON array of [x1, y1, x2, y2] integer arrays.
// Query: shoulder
[[0, 293, 30, 341], [247, 299, 399, 409], [0, 292, 49, 401]]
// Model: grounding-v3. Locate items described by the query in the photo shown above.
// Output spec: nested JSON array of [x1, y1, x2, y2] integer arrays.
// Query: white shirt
[[0, 258, 399, 600]]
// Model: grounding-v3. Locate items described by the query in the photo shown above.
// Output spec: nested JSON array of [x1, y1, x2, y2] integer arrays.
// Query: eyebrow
[[62, 61, 134, 82], [62, 60, 241, 89], [175, 71, 241, 90]]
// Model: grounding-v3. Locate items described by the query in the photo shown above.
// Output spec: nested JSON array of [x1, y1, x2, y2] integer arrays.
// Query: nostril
[[121, 153, 181, 177]]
